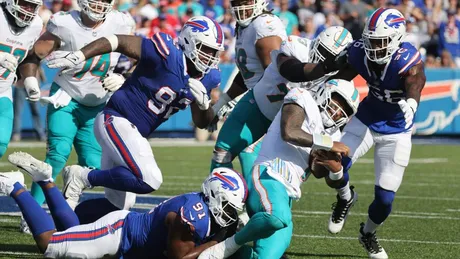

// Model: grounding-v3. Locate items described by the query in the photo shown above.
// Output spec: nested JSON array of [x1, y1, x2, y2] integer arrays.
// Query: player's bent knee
[[374, 186, 395, 207], [260, 212, 288, 231], [49, 141, 72, 160], [212, 148, 233, 164]]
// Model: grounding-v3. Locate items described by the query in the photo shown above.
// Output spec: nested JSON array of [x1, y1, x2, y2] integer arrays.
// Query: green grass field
[[0, 143, 459, 259]]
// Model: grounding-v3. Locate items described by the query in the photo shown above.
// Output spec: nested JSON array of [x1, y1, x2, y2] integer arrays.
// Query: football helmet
[[179, 16, 224, 74], [362, 8, 406, 64], [310, 26, 353, 64], [202, 167, 248, 227], [78, 0, 115, 22], [230, 0, 268, 27], [315, 79, 359, 130], [5, 0, 42, 27]]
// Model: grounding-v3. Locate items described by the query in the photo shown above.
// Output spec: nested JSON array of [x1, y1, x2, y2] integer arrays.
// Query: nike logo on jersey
[[266, 20, 273, 24], [189, 212, 195, 221], [403, 54, 410, 60]]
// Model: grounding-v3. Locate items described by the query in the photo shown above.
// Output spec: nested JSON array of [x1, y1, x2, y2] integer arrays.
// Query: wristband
[[312, 133, 333, 151], [105, 35, 119, 52], [329, 167, 343, 181]]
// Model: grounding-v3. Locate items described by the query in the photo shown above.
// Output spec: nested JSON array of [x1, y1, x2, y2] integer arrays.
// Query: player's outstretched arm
[[166, 212, 219, 259], [281, 103, 349, 156], [47, 35, 142, 71]]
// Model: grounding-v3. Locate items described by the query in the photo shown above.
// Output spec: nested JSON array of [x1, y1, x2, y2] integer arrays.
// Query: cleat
[[19, 217, 31, 235], [359, 222, 388, 259], [62, 165, 91, 210], [0, 172, 24, 196], [8, 152, 52, 182], [328, 185, 358, 234]]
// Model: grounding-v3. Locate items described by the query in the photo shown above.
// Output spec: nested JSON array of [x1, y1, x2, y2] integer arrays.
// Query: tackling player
[[209, 0, 287, 178], [285, 8, 426, 259], [43, 16, 223, 223], [2, 152, 247, 259], [19, 0, 135, 231], [199, 80, 359, 258]]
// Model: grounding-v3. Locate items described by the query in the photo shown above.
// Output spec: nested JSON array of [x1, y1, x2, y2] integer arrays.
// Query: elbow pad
[[279, 58, 308, 83]]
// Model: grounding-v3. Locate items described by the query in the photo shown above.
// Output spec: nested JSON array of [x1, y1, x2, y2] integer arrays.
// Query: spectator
[[50, 0, 63, 13], [151, 14, 178, 39], [314, 12, 343, 37], [275, 0, 299, 35], [220, 11, 236, 62], [338, 0, 368, 40], [195, 88, 223, 142], [424, 54, 440, 67], [438, 10, 460, 67], [440, 49, 457, 67], [296, 0, 315, 31], [177, 0, 204, 17], [405, 16, 430, 49], [149, 0, 180, 33], [61, 0, 72, 11], [203, 0, 224, 23], [138, 0, 160, 20], [136, 17, 152, 37], [300, 17, 316, 39]]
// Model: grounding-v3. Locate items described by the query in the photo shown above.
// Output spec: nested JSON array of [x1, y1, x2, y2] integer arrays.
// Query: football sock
[[363, 217, 380, 234], [88, 166, 154, 193], [10, 182, 55, 237], [39, 181, 79, 231], [368, 185, 395, 225], [337, 181, 352, 201]]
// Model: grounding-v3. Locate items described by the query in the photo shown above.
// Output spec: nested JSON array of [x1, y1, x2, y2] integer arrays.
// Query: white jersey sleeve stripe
[[252, 165, 272, 214], [398, 51, 420, 74]]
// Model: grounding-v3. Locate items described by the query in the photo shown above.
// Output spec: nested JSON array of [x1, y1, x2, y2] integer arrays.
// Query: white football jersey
[[253, 35, 312, 121], [255, 87, 341, 199], [48, 10, 135, 106], [235, 14, 286, 89], [0, 8, 42, 100]]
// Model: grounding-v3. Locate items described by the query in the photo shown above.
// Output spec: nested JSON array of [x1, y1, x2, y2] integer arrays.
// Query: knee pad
[[212, 148, 233, 164], [49, 140, 72, 160], [374, 186, 395, 207], [259, 212, 288, 231]]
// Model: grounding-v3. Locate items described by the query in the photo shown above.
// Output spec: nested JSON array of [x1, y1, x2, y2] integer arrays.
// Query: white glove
[[198, 235, 241, 259], [103, 73, 125, 92], [189, 78, 210, 110], [398, 98, 418, 129], [24, 77, 40, 102], [47, 50, 86, 74], [216, 99, 237, 120], [0, 52, 18, 73]]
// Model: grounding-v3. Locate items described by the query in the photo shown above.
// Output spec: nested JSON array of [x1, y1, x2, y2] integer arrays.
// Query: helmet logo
[[210, 172, 240, 191], [184, 20, 209, 33], [384, 14, 406, 29]]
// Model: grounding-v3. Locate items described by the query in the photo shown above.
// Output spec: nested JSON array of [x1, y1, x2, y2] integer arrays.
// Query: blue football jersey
[[120, 192, 212, 259], [105, 32, 220, 137], [348, 39, 422, 134]]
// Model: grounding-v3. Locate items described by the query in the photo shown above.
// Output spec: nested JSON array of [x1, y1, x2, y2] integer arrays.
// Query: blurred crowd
[[34, 0, 460, 67]]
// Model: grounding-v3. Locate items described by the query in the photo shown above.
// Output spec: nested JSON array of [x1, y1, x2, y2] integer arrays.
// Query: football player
[[19, 0, 135, 231], [209, 0, 287, 179], [282, 8, 426, 259], [2, 153, 246, 259], [0, 0, 42, 159], [199, 80, 359, 258], [43, 16, 223, 223]]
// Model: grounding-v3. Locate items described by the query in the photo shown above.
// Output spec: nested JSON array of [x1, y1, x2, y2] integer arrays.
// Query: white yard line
[[292, 211, 460, 221], [0, 251, 41, 256], [292, 234, 460, 245]]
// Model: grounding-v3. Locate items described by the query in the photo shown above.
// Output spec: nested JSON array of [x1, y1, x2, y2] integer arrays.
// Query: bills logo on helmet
[[384, 14, 406, 29], [184, 20, 209, 33], [210, 172, 240, 191]]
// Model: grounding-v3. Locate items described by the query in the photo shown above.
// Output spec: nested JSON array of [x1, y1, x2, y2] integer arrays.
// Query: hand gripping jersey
[[348, 39, 422, 134], [0, 8, 42, 99], [235, 14, 287, 89], [255, 88, 341, 199], [120, 192, 212, 259], [253, 35, 312, 121], [47, 10, 135, 106], [105, 32, 220, 137]]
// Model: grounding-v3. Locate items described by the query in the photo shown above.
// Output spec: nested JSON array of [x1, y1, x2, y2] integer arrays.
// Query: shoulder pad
[[394, 42, 421, 75]]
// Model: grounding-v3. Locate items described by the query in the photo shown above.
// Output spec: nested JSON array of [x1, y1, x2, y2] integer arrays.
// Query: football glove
[[0, 52, 18, 73], [398, 98, 417, 129], [47, 50, 86, 74], [103, 73, 125, 92], [323, 47, 349, 74], [24, 77, 40, 102], [188, 78, 210, 110]]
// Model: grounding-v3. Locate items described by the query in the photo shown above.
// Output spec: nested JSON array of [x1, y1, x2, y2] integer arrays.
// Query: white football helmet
[[315, 79, 359, 130], [310, 26, 353, 64], [179, 16, 225, 74], [363, 8, 406, 64], [230, 0, 268, 27], [78, 0, 115, 22], [202, 167, 248, 227], [5, 0, 42, 27]]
